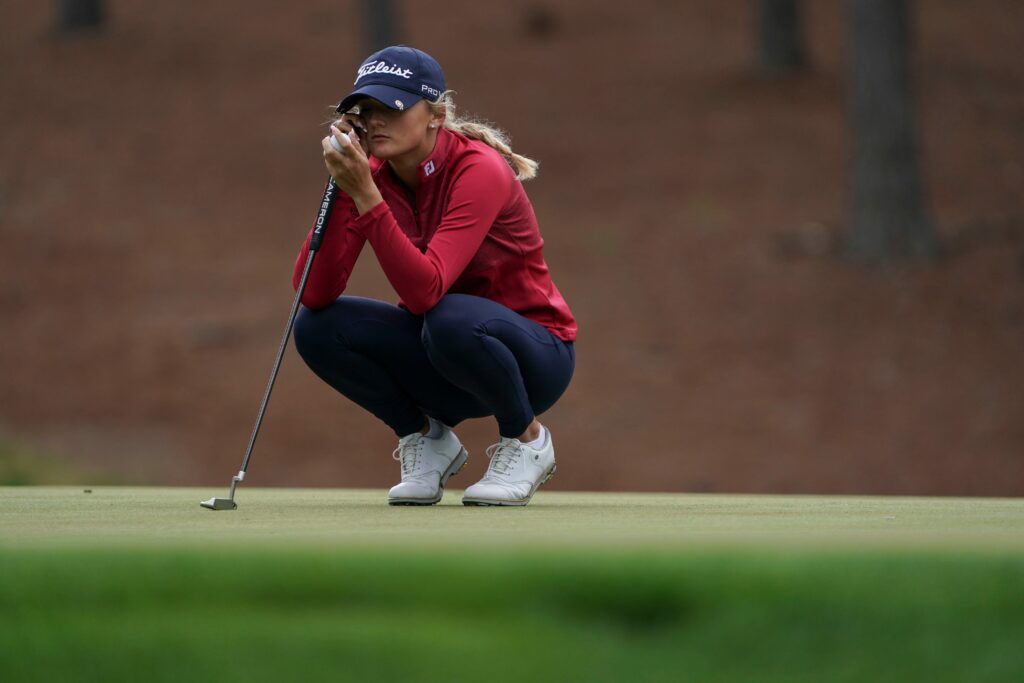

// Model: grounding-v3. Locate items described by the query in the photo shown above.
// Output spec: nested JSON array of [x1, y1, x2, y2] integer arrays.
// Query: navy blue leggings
[[293, 293, 575, 438]]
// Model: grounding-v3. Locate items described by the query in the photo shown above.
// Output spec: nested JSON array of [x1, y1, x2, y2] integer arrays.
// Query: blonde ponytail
[[428, 91, 539, 181]]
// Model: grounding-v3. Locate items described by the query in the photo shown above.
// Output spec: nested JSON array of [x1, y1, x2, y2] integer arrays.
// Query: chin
[[369, 142, 394, 160]]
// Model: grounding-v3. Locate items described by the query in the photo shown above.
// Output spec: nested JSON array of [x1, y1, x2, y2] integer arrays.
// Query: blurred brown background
[[1, 1, 1021, 494]]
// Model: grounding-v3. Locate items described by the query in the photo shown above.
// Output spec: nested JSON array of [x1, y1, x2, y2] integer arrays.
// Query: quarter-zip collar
[[414, 127, 455, 186], [371, 128, 457, 196]]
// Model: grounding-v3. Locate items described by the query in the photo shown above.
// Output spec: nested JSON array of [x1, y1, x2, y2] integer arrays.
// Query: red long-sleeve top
[[292, 127, 577, 342]]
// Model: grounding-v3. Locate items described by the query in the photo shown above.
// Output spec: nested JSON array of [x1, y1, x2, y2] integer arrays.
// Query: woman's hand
[[322, 116, 383, 215], [335, 113, 369, 155]]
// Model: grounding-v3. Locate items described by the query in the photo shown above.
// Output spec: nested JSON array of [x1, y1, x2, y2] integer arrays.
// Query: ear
[[429, 103, 446, 130]]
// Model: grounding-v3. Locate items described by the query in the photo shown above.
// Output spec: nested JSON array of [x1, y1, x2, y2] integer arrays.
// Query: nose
[[362, 109, 388, 128]]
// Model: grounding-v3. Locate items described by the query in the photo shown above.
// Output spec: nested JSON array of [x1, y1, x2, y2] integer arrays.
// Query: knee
[[422, 294, 483, 357], [293, 305, 346, 362]]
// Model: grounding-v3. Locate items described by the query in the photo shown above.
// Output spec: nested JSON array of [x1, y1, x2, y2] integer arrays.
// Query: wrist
[[351, 186, 384, 216]]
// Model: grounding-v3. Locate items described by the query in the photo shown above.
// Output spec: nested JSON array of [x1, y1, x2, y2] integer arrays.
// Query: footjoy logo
[[355, 61, 414, 83], [423, 160, 436, 176]]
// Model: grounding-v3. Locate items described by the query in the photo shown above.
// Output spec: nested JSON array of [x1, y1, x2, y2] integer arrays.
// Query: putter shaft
[[201, 179, 338, 510]]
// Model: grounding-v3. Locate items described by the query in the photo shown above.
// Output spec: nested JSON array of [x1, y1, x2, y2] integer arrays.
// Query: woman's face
[[354, 98, 441, 163]]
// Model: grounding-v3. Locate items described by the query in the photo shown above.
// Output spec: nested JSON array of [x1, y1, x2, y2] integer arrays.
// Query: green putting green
[[3, 486, 1022, 550], [1, 487, 1023, 682]]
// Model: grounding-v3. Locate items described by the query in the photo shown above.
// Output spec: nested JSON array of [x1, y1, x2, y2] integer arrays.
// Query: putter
[[201, 177, 339, 510]]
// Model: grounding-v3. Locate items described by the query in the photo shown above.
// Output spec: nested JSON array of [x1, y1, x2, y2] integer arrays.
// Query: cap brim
[[336, 85, 422, 113]]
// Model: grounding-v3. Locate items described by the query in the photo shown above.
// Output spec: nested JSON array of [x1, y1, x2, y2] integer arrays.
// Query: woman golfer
[[292, 46, 576, 506]]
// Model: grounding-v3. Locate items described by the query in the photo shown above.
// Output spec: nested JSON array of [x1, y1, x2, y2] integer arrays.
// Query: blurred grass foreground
[[1, 487, 1023, 682]]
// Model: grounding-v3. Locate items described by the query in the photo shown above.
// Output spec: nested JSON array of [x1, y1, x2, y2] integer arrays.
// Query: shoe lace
[[484, 439, 523, 476], [392, 436, 424, 476]]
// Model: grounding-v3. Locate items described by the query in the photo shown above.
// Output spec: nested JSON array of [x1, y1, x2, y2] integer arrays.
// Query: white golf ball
[[330, 134, 345, 152]]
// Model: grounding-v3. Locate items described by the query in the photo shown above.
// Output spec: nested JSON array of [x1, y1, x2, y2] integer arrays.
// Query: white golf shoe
[[388, 427, 468, 505], [462, 430, 557, 506]]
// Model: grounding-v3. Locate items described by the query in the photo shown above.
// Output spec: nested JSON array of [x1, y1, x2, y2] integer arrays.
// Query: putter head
[[199, 497, 237, 511]]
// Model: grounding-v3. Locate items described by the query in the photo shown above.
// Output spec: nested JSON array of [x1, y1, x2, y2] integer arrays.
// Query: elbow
[[299, 291, 337, 310], [401, 299, 433, 316], [294, 272, 346, 310], [397, 273, 446, 315], [401, 291, 443, 316]]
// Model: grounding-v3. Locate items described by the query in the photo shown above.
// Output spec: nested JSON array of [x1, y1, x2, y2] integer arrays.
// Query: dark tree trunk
[[57, 0, 104, 31], [757, 0, 806, 71], [363, 0, 399, 54], [845, 0, 937, 263]]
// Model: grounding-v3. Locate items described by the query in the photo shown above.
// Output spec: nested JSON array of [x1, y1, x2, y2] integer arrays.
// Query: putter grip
[[308, 178, 339, 252]]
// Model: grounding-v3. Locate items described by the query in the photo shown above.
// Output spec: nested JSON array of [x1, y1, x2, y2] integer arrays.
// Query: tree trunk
[[363, 0, 399, 54], [845, 0, 937, 263], [757, 0, 805, 71], [57, 0, 105, 31]]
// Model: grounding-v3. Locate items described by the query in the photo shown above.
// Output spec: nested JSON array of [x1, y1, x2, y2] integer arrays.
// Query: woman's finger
[[333, 114, 365, 136], [343, 116, 369, 154], [329, 125, 354, 153], [322, 135, 340, 156], [329, 126, 346, 152], [341, 113, 366, 134], [333, 125, 369, 160]]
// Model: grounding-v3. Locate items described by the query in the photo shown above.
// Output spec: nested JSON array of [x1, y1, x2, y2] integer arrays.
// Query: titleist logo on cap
[[355, 61, 413, 84]]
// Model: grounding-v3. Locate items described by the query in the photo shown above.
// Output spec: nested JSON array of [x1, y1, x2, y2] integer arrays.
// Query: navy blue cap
[[336, 46, 446, 113]]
